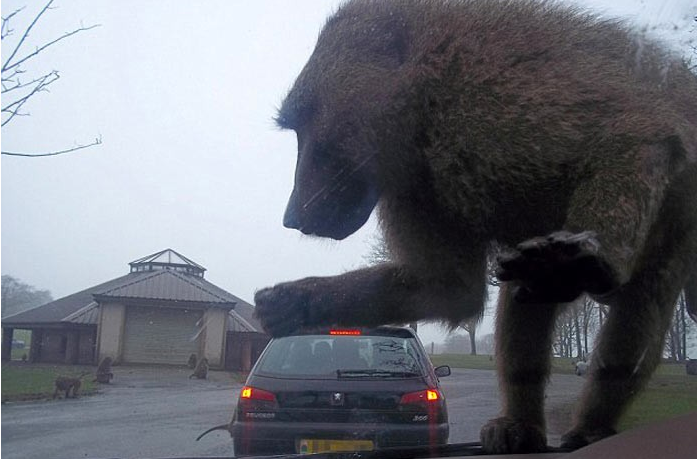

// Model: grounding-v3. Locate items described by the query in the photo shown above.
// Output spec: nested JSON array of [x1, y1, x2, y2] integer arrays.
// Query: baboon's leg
[[561, 275, 682, 447], [563, 177, 696, 447], [481, 283, 563, 453], [53, 386, 59, 399]]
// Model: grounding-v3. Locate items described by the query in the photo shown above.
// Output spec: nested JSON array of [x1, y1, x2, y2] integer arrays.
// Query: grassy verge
[[431, 354, 697, 432], [430, 353, 578, 374], [430, 353, 497, 371], [618, 372, 697, 431], [2, 363, 97, 402]]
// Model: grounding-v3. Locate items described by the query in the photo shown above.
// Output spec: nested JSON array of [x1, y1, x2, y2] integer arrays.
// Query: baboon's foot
[[497, 231, 618, 303], [480, 417, 547, 454], [560, 426, 617, 450]]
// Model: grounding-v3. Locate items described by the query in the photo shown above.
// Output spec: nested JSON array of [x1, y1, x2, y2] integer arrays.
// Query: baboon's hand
[[497, 231, 618, 303], [560, 426, 617, 450], [480, 417, 547, 454], [254, 279, 315, 336]]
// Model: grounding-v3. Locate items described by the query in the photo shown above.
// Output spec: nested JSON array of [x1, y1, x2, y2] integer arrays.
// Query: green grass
[[430, 353, 497, 371], [430, 354, 697, 431], [430, 353, 578, 374], [1, 363, 96, 402], [10, 347, 30, 361], [9, 329, 31, 361], [618, 372, 697, 431]]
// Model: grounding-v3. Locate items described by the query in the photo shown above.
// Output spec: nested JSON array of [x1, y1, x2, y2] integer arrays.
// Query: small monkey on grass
[[53, 373, 88, 399], [253, 0, 697, 453]]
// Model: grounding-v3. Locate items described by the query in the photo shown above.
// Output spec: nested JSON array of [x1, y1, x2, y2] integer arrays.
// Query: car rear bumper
[[231, 420, 449, 455]]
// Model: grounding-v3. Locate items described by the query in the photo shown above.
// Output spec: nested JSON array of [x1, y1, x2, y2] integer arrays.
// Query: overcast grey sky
[[2, 0, 695, 345]]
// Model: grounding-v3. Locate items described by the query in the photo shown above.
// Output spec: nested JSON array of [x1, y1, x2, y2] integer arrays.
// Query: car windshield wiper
[[336, 369, 420, 378]]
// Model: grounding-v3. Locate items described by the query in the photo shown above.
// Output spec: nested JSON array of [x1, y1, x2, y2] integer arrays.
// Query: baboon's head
[[276, 1, 410, 240]]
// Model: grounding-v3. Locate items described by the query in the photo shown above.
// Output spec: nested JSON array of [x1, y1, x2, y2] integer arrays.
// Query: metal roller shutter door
[[122, 306, 203, 365]]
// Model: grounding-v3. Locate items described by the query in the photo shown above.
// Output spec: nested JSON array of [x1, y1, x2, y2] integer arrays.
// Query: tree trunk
[[574, 311, 583, 359], [469, 328, 477, 355]]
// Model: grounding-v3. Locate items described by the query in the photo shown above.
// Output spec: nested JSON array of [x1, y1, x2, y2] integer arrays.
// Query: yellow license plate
[[297, 439, 374, 453]]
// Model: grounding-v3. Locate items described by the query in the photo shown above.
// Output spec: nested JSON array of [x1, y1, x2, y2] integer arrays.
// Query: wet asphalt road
[[1, 366, 584, 458], [440, 368, 585, 447]]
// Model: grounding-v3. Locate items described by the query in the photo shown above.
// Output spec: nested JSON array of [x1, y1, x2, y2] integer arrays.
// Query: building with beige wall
[[1, 249, 266, 370]]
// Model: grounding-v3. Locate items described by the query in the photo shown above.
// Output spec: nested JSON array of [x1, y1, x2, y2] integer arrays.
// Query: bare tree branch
[[1, 7, 25, 40], [2, 135, 102, 157], [1, 1, 101, 157], [3, 22, 101, 73], [1, 70, 59, 126]]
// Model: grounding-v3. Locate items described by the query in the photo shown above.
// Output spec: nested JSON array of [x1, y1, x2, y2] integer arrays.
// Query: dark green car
[[231, 326, 451, 455]]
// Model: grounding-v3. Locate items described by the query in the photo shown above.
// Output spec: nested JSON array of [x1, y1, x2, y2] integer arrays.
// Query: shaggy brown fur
[[254, 0, 697, 453], [94, 356, 114, 384], [53, 373, 87, 399], [190, 357, 209, 379]]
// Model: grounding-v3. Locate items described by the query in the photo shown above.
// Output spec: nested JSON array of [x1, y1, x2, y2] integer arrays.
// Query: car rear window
[[254, 334, 428, 378]]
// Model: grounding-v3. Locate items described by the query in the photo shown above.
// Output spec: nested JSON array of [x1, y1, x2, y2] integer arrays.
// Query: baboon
[[253, 0, 697, 453], [53, 373, 87, 399], [94, 356, 114, 384], [187, 353, 198, 369], [687, 359, 697, 376], [190, 357, 209, 379]]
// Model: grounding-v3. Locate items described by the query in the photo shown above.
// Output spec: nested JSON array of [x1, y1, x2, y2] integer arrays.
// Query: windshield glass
[[1, 1, 696, 459], [255, 335, 425, 378]]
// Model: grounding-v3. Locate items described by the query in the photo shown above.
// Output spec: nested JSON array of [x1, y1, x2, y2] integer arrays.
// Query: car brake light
[[400, 389, 441, 404], [329, 329, 362, 335], [240, 386, 276, 402]]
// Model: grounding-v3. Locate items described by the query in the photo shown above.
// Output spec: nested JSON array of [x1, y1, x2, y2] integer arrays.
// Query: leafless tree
[[460, 317, 478, 355], [1, 275, 52, 318], [665, 292, 696, 361], [553, 298, 598, 359], [1, 0, 101, 157], [443, 333, 470, 354]]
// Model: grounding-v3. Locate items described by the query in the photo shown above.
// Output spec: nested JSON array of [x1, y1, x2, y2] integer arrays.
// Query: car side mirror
[[434, 365, 451, 378]]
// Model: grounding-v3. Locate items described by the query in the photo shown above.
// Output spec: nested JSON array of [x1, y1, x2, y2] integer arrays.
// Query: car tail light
[[238, 386, 279, 415], [329, 329, 362, 335], [240, 386, 276, 402], [400, 389, 442, 405]]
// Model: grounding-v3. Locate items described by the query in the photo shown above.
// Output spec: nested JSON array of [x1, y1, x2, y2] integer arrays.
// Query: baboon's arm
[[255, 262, 486, 336]]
